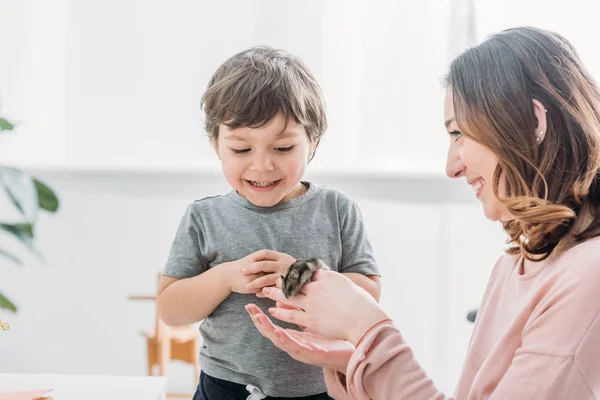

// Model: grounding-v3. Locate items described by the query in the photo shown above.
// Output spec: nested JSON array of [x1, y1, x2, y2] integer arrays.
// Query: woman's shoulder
[[564, 235, 600, 255], [551, 236, 600, 279]]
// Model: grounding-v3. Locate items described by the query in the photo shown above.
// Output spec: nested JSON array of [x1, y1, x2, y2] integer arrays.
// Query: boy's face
[[212, 112, 318, 207]]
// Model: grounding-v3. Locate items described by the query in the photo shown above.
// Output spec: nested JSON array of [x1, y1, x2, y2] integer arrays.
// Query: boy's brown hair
[[201, 46, 327, 152]]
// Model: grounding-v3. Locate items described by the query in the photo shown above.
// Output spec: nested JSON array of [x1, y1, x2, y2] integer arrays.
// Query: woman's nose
[[446, 145, 466, 179]]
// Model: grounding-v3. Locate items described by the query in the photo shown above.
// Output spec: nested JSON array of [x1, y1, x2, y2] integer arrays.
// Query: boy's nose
[[250, 154, 274, 172]]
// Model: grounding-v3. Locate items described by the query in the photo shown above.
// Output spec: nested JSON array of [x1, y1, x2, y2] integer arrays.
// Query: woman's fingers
[[261, 287, 302, 305], [246, 305, 280, 341], [276, 301, 302, 311], [275, 328, 312, 351], [268, 306, 309, 327]]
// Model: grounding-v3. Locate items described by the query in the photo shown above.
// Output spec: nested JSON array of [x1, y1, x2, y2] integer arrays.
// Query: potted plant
[[1, 115, 60, 312]]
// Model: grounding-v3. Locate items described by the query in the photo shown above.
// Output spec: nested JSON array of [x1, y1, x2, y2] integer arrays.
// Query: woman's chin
[[482, 202, 511, 222]]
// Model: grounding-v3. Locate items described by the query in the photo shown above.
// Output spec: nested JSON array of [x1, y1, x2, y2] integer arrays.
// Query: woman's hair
[[446, 26, 600, 261]]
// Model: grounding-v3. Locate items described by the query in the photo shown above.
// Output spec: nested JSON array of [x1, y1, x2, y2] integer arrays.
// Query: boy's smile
[[213, 112, 318, 207], [246, 179, 282, 191]]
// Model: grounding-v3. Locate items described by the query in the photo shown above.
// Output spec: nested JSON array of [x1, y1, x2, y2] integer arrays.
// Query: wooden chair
[[128, 293, 201, 396]]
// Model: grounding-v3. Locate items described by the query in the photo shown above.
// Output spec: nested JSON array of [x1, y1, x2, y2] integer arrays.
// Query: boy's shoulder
[[185, 194, 232, 214], [311, 182, 357, 208]]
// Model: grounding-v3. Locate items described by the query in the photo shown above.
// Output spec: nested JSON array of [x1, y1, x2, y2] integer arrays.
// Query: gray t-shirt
[[163, 182, 380, 397]]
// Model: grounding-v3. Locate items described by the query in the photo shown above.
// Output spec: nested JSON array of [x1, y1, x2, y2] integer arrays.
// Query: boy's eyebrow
[[275, 131, 300, 138], [223, 131, 300, 141], [222, 134, 248, 141]]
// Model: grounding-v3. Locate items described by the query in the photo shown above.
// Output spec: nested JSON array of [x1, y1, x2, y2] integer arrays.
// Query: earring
[[540, 130, 544, 136], [544, 109, 547, 113]]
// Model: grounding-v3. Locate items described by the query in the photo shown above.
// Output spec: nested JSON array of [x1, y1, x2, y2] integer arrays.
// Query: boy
[[157, 46, 381, 399]]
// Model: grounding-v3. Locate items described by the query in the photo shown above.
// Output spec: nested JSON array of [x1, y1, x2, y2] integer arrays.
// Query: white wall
[[1, 0, 454, 175]]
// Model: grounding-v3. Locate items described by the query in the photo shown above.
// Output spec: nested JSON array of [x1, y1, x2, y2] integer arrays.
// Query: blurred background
[[2, 0, 600, 395]]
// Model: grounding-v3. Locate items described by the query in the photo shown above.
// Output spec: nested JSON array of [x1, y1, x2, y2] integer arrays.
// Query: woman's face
[[444, 89, 512, 221]]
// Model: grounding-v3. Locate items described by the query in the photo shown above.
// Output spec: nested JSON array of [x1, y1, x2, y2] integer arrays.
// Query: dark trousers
[[193, 371, 333, 400]]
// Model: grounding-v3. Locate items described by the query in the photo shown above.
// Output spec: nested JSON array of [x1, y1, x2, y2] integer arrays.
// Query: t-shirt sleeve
[[163, 203, 210, 279], [338, 199, 380, 276]]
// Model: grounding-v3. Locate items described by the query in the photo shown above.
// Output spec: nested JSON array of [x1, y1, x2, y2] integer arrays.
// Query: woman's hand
[[261, 270, 389, 345], [245, 304, 354, 373]]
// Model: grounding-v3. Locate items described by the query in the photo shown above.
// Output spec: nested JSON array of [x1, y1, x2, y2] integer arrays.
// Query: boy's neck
[[280, 181, 309, 203]]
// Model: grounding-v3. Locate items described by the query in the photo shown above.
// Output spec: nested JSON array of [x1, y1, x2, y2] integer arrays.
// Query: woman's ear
[[533, 99, 548, 144]]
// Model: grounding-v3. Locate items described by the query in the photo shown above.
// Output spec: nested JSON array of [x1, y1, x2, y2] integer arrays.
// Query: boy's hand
[[243, 250, 296, 297], [224, 252, 269, 295]]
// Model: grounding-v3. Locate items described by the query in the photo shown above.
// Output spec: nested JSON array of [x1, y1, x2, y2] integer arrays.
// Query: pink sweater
[[324, 237, 600, 399]]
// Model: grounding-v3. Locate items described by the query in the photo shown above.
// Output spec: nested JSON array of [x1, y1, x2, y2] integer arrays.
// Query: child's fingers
[[246, 273, 279, 290], [243, 261, 280, 275], [250, 249, 282, 262]]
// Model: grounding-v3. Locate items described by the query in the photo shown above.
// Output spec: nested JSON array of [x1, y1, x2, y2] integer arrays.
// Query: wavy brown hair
[[446, 27, 600, 261]]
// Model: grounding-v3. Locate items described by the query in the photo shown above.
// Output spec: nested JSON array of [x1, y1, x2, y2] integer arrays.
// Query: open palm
[[246, 304, 354, 373]]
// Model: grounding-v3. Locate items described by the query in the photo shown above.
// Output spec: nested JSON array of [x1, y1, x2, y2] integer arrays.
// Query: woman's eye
[[449, 130, 462, 142], [275, 146, 294, 152], [231, 148, 250, 154]]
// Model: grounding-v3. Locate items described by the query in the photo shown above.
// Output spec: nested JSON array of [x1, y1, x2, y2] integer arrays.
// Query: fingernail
[[268, 307, 276, 314], [242, 268, 248, 274], [263, 287, 270, 294]]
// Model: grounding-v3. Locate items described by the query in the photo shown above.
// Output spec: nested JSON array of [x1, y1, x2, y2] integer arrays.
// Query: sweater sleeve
[[324, 321, 449, 400]]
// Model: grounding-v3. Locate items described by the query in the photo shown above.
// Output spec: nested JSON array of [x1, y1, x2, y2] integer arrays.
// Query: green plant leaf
[[0, 292, 17, 312], [0, 166, 38, 223], [0, 249, 21, 265], [1, 222, 33, 239], [0, 118, 14, 131], [34, 179, 59, 213], [0, 223, 42, 259]]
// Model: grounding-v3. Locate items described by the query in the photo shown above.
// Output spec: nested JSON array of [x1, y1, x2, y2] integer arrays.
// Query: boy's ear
[[308, 137, 319, 161]]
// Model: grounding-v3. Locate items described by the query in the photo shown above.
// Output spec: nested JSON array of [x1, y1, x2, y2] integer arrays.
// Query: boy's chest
[[201, 209, 343, 271]]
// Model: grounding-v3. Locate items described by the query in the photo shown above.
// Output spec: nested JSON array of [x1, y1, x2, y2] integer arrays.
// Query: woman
[[246, 26, 600, 399]]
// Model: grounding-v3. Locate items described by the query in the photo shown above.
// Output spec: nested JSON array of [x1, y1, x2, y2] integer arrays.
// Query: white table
[[0, 373, 167, 400]]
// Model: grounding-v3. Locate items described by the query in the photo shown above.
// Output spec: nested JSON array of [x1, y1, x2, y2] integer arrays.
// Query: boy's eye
[[449, 130, 462, 142], [231, 148, 250, 154], [275, 146, 294, 152]]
